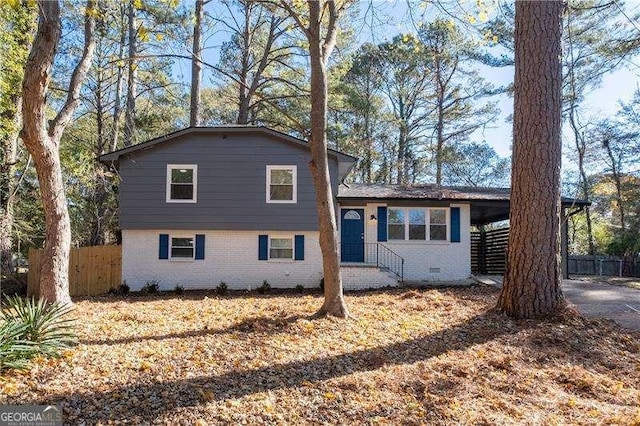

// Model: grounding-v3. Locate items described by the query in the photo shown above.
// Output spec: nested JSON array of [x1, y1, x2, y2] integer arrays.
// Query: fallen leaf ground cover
[[1, 286, 639, 425]]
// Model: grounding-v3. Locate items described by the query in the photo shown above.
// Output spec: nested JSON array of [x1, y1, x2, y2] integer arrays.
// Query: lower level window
[[171, 237, 194, 259], [270, 237, 293, 259]]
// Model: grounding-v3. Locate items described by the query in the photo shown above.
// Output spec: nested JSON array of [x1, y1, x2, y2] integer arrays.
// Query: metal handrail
[[376, 243, 404, 282]]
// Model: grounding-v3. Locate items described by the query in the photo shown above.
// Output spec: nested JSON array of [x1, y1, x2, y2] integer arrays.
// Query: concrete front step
[[340, 263, 399, 290]]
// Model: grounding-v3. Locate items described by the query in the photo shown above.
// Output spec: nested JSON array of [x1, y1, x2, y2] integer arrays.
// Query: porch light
[[369, 214, 377, 222]]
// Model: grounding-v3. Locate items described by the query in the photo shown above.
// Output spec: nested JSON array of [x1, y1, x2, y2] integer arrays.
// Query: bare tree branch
[[50, 0, 97, 141]]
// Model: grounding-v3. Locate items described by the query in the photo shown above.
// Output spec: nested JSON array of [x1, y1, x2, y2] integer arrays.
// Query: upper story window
[[266, 165, 297, 203], [388, 207, 448, 241], [166, 165, 197, 203]]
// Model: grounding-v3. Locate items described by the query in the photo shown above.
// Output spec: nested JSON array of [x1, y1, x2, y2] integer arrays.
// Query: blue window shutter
[[295, 235, 305, 260], [195, 234, 205, 259], [258, 235, 268, 260], [451, 207, 461, 243], [377, 206, 387, 242], [159, 234, 169, 259]]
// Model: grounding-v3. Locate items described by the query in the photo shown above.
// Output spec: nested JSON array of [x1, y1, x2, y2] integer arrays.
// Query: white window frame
[[387, 207, 450, 242], [268, 235, 295, 262], [408, 208, 427, 241], [169, 235, 195, 261], [387, 207, 406, 241], [266, 165, 297, 204], [428, 208, 448, 241], [166, 164, 198, 203]]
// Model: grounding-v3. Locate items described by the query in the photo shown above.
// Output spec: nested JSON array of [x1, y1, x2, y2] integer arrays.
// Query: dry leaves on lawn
[[1, 286, 639, 425]]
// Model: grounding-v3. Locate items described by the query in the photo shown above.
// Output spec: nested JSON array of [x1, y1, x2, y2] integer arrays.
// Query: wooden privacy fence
[[471, 227, 509, 275], [27, 245, 122, 297]]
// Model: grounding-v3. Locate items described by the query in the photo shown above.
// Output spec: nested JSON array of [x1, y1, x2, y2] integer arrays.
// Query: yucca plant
[[1, 296, 76, 357], [0, 321, 37, 371]]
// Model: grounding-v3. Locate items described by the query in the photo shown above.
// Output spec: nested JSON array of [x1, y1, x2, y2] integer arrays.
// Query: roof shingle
[[337, 183, 589, 206]]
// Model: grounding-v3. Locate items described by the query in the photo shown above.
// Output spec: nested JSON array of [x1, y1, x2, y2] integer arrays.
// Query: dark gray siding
[[119, 132, 339, 230]]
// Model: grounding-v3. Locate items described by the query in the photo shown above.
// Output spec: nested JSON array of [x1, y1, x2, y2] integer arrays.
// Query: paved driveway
[[562, 279, 640, 330], [473, 276, 640, 330]]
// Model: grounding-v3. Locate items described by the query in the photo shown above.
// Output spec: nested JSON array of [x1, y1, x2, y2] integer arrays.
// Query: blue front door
[[341, 209, 365, 262]]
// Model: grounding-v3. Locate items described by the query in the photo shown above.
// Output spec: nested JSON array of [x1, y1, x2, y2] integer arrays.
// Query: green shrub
[[118, 282, 130, 295], [257, 280, 271, 294], [0, 321, 36, 371], [174, 284, 184, 295], [295, 284, 305, 294], [0, 296, 76, 367], [109, 281, 130, 296], [216, 282, 228, 295], [141, 280, 160, 294]]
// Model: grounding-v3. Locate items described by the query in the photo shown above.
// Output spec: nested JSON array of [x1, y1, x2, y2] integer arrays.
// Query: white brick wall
[[382, 204, 471, 281], [122, 230, 324, 291], [123, 203, 471, 291], [339, 203, 472, 282]]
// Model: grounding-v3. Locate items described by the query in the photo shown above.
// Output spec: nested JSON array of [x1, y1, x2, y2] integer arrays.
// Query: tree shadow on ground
[[77, 287, 492, 346], [517, 313, 640, 370], [34, 310, 522, 423], [78, 314, 307, 346]]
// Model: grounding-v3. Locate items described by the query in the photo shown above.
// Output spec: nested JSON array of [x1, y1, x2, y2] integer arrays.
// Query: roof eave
[[96, 126, 358, 166], [336, 195, 591, 207]]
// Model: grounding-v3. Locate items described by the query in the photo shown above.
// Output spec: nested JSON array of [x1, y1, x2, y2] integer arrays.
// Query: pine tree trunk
[[124, 0, 137, 147], [435, 96, 445, 186], [190, 0, 204, 127], [567, 81, 595, 254], [236, 1, 252, 125], [111, 2, 127, 151], [603, 140, 626, 231], [497, 0, 565, 319], [397, 118, 407, 184], [434, 54, 445, 186], [577, 147, 595, 255]]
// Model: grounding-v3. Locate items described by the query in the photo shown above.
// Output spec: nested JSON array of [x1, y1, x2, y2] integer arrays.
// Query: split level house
[[99, 126, 588, 291]]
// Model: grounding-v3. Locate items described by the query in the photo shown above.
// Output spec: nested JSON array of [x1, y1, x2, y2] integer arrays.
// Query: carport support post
[[478, 225, 487, 275], [561, 208, 568, 279]]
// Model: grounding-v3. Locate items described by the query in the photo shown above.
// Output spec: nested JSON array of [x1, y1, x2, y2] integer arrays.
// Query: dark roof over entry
[[338, 183, 590, 226]]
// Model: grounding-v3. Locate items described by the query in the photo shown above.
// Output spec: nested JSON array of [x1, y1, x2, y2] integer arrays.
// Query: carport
[[468, 191, 590, 279]]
